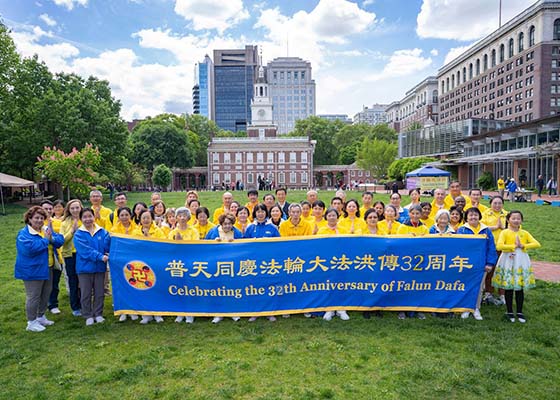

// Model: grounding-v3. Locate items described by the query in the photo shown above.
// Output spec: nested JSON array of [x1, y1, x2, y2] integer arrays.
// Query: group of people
[[15, 182, 541, 331]]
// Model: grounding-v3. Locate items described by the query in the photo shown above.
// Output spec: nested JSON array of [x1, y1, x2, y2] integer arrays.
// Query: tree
[[291, 116, 342, 165], [406, 122, 423, 132], [185, 114, 222, 166], [36, 144, 101, 199], [387, 156, 437, 181], [356, 138, 397, 179], [152, 164, 172, 190], [129, 117, 194, 172]]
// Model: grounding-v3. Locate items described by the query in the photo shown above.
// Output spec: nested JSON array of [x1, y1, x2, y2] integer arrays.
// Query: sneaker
[[304, 313, 312, 318], [336, 310, 350, 321], [26, 320, 46, 332], [140, 316, 153, 324], [505, 313, 515, 323], [417, 312, 426, 320], [72, 310, 82, 317], [282, 314, 290, 318], [85, 318, 95, 326], [323, 311, 334, 321], [118, 314, 127, 322], [473, 309, 483, 321], [231, 317, 240, 322], [267, 316, 276, 322], [461, 311, 470, 319], [248, 317, 258, 322], [154, 316, 164, 323], [50, 307, 61, 315], [516, 313, 526, 323], [130, 314, 139, 321], [398, 312, 406, 320], [482, 292, 494, 305], [185, 316, 194, 324], [95, 316, 105, 323], [493, 295, 506, 306], [175, 316, 184, 323], [211, 317, 223, 324], [37, 315, 55, 326]]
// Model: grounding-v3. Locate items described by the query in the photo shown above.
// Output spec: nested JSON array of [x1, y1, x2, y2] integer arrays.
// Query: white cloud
[[39, 14, 57, 27], [430, 48, 438, 56], [52, 0, 89, 10], [174, 0, 249, 34], [366, 48, 432, 81], [443, 44, 475, 65], [363, 0, 375, 6], [417, 0, 534, 41]]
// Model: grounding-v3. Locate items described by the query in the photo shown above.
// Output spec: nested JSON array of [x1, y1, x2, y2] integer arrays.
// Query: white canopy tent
[[0, 172, 35, 215]]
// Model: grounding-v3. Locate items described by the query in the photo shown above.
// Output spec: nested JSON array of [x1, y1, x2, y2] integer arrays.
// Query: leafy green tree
[[292, 116, 342, 165], [387, 156, 437, 181], [129, 118, 194, 172], [152, 164, 172, 190], [356, 138, 397, 179], [406, 121, 423, 132], [36, 144, 101, 199]]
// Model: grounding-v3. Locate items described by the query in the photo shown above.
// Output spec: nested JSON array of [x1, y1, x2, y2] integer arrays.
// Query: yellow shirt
[[396, 222, 429, 236], [497, 178, 505, 190], [234, 220, 250, 235], [377, 220, 401, 235], [60, 218, 82, 258], [496, 229, 540, 253], [481, 208, 508, 245], [212, 206, 228, 225], [168, 226, 199, 241], [363, 225, 387, 235], [194, 222, 215, 240], [429, 201, 447, 219], [338, 216, 367, 234], [245, 202, 258, 221], [471, 202, 489, 214], [110, 220, 137, 235], [44, 218, 63, 266], [359, 205, 373, 216], [420, 216, 435, 229], [317, 225, 349, 235], [132, 224, 165, 239], [279, 219, 312, 237], [311, 218, 328, 234], [94, 205, 113, 230]]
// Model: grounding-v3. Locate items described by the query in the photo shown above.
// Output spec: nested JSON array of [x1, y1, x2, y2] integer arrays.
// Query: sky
[[0, 0, 536, 121]]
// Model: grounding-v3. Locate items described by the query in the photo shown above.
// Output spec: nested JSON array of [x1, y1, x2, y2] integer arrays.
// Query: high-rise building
[[213, 45, 259, 132], [353, 104, 389, 125], [267, 57, 316, 134], [438, 0, 560, 124], [317, 114, 352, 124], [384, 76, 439, 133], [192, 55, 214, 119]]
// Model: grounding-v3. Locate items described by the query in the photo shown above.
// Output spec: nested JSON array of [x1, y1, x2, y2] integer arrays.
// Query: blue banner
[[108, 235, 487, 316]]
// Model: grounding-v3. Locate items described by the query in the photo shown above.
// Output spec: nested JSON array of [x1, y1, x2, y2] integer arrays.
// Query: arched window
[[508, 38, 514, 58], [483, 54, 488, 71], [456, 71, 460, 86], [529, 26, 535, 46], [446, 77, 450, 92], [462, 67, 467, 83], [469, 63, 473, 80], [518, 32, 524, 52], [432, 90, 438, 103], [476, 59, 480, 75], [499, 44, 505, 63], [554, 19, 560, 40], [452, 75, 455, 89], [491, 49, 496, 67], [441, 81, 445, 94]]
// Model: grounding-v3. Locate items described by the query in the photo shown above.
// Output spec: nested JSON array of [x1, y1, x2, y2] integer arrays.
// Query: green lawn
[[1, 192, 559, 399]]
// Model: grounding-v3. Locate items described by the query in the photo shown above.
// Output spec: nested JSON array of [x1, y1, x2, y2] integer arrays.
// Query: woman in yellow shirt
[[317, 208, 350, 322], [160, 207, 176, 237], [363, 208, 386, 235], [168, 208, 199, 241], [339, 199, 367, 234], [60, 199, 84, 316], [396, 205, 429, 236], [234, 206, 250, 236], [449, 206, 463, 232], [377, 205, 401, 235], [300, 201, 314, 225], [311, 200, 328, 234], [493, 210, 540, 323], [193, 207, 215, 240]]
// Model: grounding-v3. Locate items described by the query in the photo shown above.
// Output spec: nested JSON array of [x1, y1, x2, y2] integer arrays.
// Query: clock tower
[[248, 65, 277, 138]]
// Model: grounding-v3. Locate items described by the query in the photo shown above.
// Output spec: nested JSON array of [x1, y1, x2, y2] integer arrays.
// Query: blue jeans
[[64, 254, 81, 312], [48, 267, 62, 309]]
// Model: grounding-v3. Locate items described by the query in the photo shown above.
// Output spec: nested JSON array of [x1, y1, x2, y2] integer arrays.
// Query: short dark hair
[[275, 187, 287, 195], [24, 206, 47, 225], [252, 203, 269, 219], [114, 192, 127, 199], [247, 189, 259, 197], [196, 207, 210, 219]]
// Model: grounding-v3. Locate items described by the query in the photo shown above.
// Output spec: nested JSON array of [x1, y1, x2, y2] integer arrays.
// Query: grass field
[[1, 191, 559, 399]]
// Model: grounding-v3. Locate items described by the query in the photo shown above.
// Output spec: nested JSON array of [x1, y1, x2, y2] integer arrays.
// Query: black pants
[[504, 289, 524, 314]]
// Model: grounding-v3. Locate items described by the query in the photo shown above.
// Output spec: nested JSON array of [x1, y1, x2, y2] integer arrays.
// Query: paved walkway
[[533, 261, 560, 283]]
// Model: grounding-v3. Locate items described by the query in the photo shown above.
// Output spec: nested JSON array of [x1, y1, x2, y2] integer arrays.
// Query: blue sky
[[0, 0, 535, 121]]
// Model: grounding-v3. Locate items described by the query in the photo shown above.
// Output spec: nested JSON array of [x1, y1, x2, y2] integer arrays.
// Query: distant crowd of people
[[15, 181, 541, 332]]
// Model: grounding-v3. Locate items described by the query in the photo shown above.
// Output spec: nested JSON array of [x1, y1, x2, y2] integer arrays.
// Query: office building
[[192, 55, 214, 119], [267, 57, 316, 134], [317, 114, 352, 124], [438, 0, 560, 124], [213, 45, 259, 132], [353, 104, 389, 125]]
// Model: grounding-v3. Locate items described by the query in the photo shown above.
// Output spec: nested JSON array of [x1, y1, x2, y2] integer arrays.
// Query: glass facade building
[[192, 55, 214, 119], [213, 46, 258, 133]]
